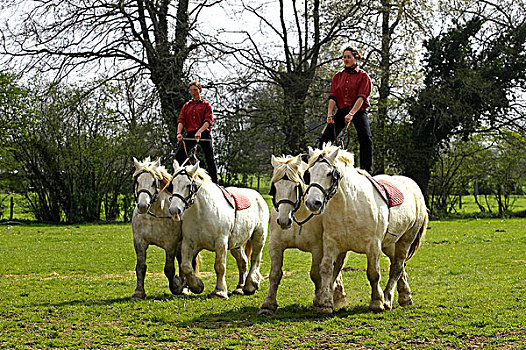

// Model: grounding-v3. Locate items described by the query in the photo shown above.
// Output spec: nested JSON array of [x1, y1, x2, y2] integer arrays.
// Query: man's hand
[[345, 112, 354, 123], [327, 116, 334, 124], [195, 130, 202, 141], [177, 133, 183, 141]]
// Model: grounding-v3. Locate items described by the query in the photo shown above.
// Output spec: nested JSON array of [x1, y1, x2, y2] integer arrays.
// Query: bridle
[[134, 171, 160, 205], [269, 173, 315, 229], [133, 171, 172, 219], [269, 174, 303, 214], [304, 154, 341, 211], [169, 169, 199, 210]]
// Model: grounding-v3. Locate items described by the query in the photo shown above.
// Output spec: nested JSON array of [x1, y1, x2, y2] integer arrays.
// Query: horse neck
[[149, 190, 171, 215], [335, 165, 362, 200]]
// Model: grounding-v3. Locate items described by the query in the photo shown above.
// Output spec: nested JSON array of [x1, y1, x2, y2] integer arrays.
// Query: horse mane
[[173, 164, 212, 183], [307, 143, 355, 168], [271, 155, 305, 184], [133, 159, 172, 190]]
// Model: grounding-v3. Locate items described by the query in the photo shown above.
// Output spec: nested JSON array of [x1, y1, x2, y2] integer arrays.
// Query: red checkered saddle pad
[[218, 185, 252, 210], [363, 174, 404, 208]]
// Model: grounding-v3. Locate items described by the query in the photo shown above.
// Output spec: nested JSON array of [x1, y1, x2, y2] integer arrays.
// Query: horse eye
[[327, 172, 332, 177]]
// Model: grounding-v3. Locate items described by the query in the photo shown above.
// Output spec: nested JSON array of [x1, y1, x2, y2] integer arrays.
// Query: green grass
[[0, 217, 525, 349]]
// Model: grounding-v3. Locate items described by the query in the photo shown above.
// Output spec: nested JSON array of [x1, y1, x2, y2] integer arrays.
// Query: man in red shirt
[[318, 46, 373, 173], [175, 81, 218, 183]]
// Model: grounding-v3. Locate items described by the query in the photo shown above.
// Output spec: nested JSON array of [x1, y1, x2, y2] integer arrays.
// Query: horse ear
[[271, 155, 278, 168], [154, 157, 161, 168], [328, 147, 339, 162], [172, 159, 180, 171], [133, 157, 141, 169], [145, 156, 151, 163], [188, 161, 200, 175], [308, 146, 315, 157], [292, 155, 302, 169]]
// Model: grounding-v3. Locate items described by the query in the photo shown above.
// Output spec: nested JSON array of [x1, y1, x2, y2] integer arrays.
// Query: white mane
[[271, 155, 306, 184]]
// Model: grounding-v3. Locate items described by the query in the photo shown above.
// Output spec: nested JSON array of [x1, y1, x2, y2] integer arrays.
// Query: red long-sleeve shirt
[[177, 99, 213, 132], [328, 66, 371, 111]]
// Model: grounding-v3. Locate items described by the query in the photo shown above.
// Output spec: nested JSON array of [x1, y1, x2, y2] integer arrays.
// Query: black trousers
[[175, 130, 218, 183], [318, 107, 373, 173]]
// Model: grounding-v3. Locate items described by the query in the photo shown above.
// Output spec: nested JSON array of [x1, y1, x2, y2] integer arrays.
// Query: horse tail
[[244, 240, 253, 260], [192, 252, 201, 276], [405, 211, 428, 262]]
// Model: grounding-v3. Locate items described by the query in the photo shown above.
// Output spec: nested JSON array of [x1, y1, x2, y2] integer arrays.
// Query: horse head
[[304, 145, 345, 215], [270, 154, 307, 229], [168, 160, 203, 220], [133, 157, 163, 214]]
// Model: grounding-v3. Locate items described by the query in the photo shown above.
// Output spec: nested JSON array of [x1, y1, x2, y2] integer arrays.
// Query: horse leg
[[314, 250, 338, 314], [366, 245, 385, 313], [332, 252, 348, 309], [259, 245, 285, 315], [165, 248, 183, 295], [230, 246, 248, 295], [210, 241, 229, 299], [310, 247, 323, 308], [243, 228, 266, 295], [180, 241, 204, 294], [131, 240, 147, 300], [397, 264, 413, 307], [381, 244, 396, 310]]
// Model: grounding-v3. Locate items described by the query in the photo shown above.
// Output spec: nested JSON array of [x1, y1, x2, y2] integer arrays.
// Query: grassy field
[[0, 216, 525, 349]]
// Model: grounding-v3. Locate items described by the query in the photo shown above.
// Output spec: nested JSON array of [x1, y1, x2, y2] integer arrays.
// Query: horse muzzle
[[168, 203, 184, 221], [276, 215, 293, 230], [136, 201, 150, 214], [305, 196, 325, 215]]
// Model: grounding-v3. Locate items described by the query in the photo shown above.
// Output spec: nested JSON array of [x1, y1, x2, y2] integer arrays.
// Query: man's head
[[189, 81, 202, 100], [342, 46, 360, 68]]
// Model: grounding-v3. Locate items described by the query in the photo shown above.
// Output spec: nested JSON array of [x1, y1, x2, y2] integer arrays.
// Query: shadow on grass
[[178, 303, 370, 329], [18, 292, 211, 308]]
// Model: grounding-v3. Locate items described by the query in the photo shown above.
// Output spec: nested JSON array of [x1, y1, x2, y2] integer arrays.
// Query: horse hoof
[[189, 279, 205, 294], [369, 301, 386, 313], [209, 291, 229, 299], [258, 307, 276, 316], [333, 295, 347, 309], [399, 295, 413, 307], [171, 276, 184, 295], [181, 287, 191, 296], [130, 291, 146, 300], [242, 284, 258, 295], [232, 288, 244, 295], [314, 305, 333, 315]]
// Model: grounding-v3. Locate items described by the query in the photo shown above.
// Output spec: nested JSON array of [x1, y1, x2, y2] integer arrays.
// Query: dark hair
[[343, 46, 360, 60], [189, 80, 202, 91]]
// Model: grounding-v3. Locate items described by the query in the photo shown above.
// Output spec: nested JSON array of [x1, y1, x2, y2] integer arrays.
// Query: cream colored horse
[[168, 161, 269, 299], [259, 155, 347, 315], [304, 145, 428, 314], [131, 157, 186, 299]]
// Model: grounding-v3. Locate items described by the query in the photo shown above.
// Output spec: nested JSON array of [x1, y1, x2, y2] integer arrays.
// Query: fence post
[[10, 196, 14, 221]]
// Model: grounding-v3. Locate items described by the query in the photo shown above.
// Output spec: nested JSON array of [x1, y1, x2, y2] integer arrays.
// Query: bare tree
[[1, 0, 222, 146], [216, 0, 366, 155]]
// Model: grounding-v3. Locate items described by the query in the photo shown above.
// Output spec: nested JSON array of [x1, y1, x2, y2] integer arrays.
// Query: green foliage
[[399, 17, 526, 201], [0, 218, 525, 348], [2, 76, 167, 223]]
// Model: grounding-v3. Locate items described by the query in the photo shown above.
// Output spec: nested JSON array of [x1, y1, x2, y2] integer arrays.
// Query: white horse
[[259, 154, 347, 315], [131, 157, 197, 299], [304, 144, 428, 314], [168, 161, 269, 299]]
